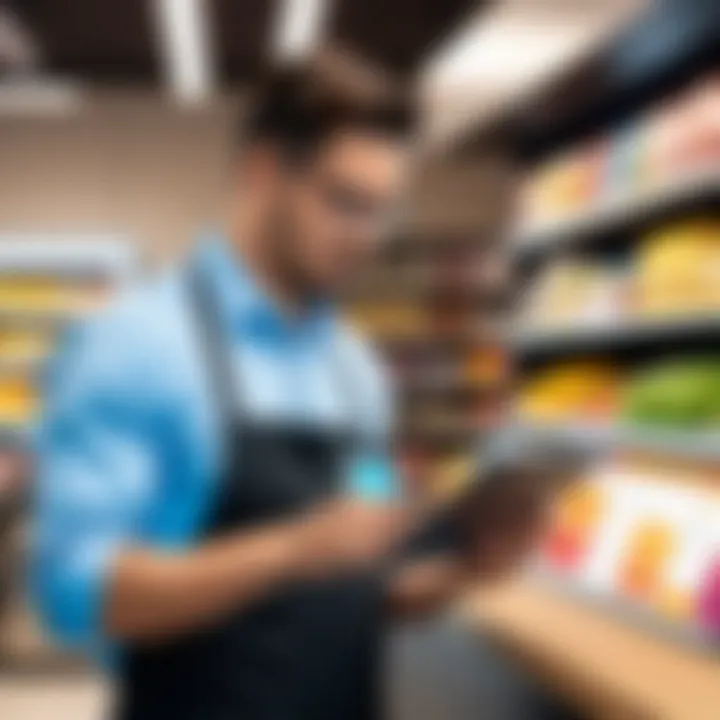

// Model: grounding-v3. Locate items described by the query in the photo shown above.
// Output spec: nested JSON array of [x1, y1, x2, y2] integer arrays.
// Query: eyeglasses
[[311, 172, 395, 234]]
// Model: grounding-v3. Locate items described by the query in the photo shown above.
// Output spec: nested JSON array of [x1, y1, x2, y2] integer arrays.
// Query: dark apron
[[117, 266, 385, 720]]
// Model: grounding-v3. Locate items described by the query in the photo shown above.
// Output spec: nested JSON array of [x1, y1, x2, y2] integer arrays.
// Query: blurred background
[[2, 0, 720, 718]]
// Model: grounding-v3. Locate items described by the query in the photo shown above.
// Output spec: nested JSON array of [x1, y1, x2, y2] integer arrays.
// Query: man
[[32, 67, 537, 720]]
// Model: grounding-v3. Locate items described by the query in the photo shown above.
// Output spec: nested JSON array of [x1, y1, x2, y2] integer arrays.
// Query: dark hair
[[241, 60, 417, 160]]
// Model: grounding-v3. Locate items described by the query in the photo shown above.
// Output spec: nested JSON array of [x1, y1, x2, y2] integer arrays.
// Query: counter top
[[464, 580, 720, 720]]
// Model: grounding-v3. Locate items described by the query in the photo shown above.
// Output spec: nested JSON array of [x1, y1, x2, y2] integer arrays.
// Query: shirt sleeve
[[30, 316, 159, 650]]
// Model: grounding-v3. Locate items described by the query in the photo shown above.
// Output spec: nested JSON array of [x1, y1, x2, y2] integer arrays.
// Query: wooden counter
[[464, 580, 720, 720]]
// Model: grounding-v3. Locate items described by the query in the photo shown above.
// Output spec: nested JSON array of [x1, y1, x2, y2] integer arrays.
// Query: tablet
[[405, 428, 599, 560]]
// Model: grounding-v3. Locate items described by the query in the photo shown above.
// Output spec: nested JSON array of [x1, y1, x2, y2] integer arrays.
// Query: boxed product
[[0, 277, 109, 314], [0, 376, 38, 423], [465, 347, 508, 384], [621, 358, 720, 430], [539, 457, 720, 637], [518, 361, 620, 425], [0, 330, 53, 362], [521, 261, 628, 331], [521, 72, 720, 231], [347, 303, 428, 338], [520, 141, 608, 229], [634, 219, 720, 317], [643, 74, 720, 184]]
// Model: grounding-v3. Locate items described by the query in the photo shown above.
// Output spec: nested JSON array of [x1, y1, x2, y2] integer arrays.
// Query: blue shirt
[[31, 238, 397, 654]]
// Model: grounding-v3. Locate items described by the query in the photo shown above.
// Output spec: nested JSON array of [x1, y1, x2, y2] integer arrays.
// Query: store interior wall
[[0, 94, 510, 267], [0, 93, 237, 266]]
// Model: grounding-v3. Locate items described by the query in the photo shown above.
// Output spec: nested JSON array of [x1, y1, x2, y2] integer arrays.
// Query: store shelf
[[514, 166, 720, 257], [516, 423, 720, 464], [402, 373, 501, 394], [377, 331, 488, 353], [0, 235, 137, 279], [398, 423, 489, 447], [514, 314, 720, 357], [0, 307, 96, 327], [0, 356, 44, 375]]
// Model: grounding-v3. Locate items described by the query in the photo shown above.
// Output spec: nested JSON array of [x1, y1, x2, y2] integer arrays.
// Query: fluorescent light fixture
[[152, 0, 215, 105], [421, 0, 646, 146], [272, 0, 328, 61], [427, 9, 603, 94]]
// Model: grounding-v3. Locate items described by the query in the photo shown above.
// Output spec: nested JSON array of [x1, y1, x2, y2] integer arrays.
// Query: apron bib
[[117, 266, 385, 720]]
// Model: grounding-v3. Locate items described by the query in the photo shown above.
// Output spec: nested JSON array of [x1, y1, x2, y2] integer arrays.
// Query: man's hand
[[387, 557, 469, 618], [294, 498, 409, 577], [459, 468, 551, 581], [386, 469, 554, 621]]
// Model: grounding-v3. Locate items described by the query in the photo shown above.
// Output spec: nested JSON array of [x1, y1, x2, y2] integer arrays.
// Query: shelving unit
[[0, 236, 137, 442], [403, 373, 503, 395], [514, 166, 720, 258], [0, 234, 138, 483], [0, 236, 136, 275], [0, 235, 138, 669], [515, 314, 720, 358], [485, 2, 720, 713], [515, 423, 720, 465], [344, 223, 509, 495]]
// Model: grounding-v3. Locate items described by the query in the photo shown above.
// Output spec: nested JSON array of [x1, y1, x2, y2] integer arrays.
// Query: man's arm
[[105, 501, 404, 642], [106, 524, 306, 641], [32, 308, 405, 648]]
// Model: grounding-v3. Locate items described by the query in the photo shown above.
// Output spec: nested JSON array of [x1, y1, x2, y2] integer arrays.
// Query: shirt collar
[[193, 235, 335, 347]]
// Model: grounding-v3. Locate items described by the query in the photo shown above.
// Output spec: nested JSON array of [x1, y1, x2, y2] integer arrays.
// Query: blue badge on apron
[[346, 453, 399, 502]]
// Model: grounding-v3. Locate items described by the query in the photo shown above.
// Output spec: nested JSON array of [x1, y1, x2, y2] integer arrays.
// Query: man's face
[[269, 129, 411, 297]]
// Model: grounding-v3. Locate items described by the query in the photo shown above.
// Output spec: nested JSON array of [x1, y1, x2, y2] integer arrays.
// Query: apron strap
[[329, 330, 378, 452], [185, 262, 241, 437], [185, 256, 369, 447]]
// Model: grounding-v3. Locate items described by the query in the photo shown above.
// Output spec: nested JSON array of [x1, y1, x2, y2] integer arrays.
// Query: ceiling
[[330, 0, 475, 75], [8, 0, 480, 85], [12, 0, 157, 80]]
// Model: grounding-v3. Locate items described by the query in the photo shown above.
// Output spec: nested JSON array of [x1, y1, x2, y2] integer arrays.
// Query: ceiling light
[[151, 0, 215, 105], [427, 11, 603, 94], [420, 0, 646, 147], [272, 0, 328, 62]]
